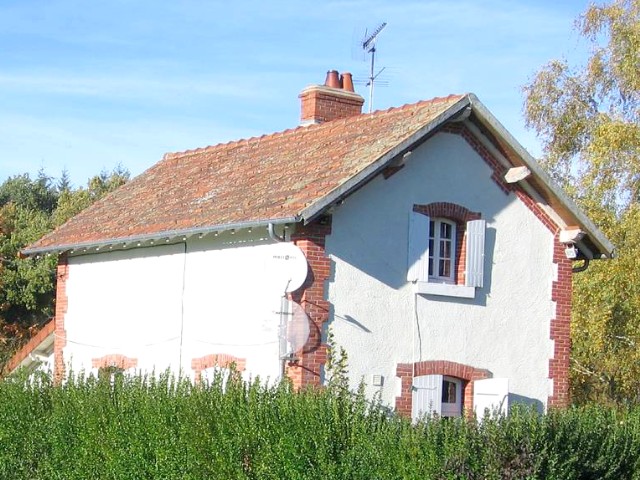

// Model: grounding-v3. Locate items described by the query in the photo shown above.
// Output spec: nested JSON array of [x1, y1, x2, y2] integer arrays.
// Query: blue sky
[[0, 0, 591, 187]]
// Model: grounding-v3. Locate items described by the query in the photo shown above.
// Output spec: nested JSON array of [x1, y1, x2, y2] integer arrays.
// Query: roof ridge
[[162, 93, 468, 161]]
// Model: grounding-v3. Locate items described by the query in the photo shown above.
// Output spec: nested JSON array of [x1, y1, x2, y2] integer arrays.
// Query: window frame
[[440, 376, 463, 417], [428, 218, 457, 283]]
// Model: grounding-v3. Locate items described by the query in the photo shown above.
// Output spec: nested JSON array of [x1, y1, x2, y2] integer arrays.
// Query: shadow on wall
[[328, 222, 497, 309], [509, 393, 544, 414]]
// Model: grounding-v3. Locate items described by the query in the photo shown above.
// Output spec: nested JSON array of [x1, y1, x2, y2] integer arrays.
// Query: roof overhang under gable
[[300, 93, 614, 260], [465, 94, 614, 259]]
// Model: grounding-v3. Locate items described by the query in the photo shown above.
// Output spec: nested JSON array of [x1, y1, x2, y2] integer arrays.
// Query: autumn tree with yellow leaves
[[524, 0, 640, 404]]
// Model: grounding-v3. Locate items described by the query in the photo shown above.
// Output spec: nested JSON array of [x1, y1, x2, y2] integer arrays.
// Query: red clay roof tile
[[27, 94, 467, 251]]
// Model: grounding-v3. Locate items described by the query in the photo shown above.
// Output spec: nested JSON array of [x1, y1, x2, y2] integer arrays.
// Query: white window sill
[[414, 281, 475, 298]]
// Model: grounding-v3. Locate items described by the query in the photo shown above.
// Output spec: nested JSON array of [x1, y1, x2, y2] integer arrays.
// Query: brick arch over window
[[412, 202, 481, 285], [395, 360, 490, 417], [413, 202, 481, 224], [91, 354, 138, 370], [191, 353, 247, 383]]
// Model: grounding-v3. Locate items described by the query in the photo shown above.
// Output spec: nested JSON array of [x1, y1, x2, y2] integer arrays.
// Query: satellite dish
[[279, 300, 310, 358], [264, 243, 308, 293], [287, 301, 310, 353]]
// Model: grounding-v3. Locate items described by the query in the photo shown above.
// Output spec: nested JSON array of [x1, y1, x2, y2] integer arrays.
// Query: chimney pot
[[299, 70, 365, 125], [341, 72, 354, 92], [325, 70, 341, 88]]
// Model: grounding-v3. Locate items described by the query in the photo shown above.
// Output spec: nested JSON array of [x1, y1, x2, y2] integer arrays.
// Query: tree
[[0, 171, 58, 215], [52, 166, 129, 227], [524, 0, 640, 404], [0, 167, 129, 367]]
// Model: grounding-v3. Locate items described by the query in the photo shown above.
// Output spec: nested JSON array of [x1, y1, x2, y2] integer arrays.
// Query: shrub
[[0, 371, 639, 479]]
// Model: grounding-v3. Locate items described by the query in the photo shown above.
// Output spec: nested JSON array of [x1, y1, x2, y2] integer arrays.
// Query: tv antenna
[[361, 22, 387, 113]]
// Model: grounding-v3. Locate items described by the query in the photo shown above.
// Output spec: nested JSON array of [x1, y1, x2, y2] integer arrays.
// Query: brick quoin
[[53, 256, 69, 383], [287, 218, 332, 388], [548, 237, 573, 408], [395, 360, 490, 417]]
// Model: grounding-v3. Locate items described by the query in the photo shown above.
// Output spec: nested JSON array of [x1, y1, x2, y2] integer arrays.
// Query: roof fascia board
[[21, 216, 300, 257], [300, 95, 473, 224], [467, 94, 615, 258]]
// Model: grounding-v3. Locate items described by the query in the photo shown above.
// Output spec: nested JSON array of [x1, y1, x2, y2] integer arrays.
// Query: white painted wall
[[63, 233, 300, 383], [325, 131, 555, 410]]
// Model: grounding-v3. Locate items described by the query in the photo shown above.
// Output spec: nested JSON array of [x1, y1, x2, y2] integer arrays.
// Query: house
[[20, 70, 613, 418]]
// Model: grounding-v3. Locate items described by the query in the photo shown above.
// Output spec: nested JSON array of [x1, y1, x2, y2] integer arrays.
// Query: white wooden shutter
[[473, 378, 509, 418], [412, 374, 442, 419], [465, 219, 486, 288], [407, 212, 430, 282]]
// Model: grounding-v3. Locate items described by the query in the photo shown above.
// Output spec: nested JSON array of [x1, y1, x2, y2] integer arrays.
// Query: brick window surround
[[92, 354, 138, 370], [396, 360, 491, 417], [191, 353, 247, 383], [413, 202, 481, 285]]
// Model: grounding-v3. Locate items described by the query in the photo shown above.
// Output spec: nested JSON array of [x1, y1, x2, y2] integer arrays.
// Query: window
[[412, 374, 463, 418], [429, 219, 456, 282], [441, 376, 462, 416], [407, 209, 486, 298]]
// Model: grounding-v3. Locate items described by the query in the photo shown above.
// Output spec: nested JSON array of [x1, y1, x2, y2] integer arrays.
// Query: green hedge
[[1, 371, 639, 479]]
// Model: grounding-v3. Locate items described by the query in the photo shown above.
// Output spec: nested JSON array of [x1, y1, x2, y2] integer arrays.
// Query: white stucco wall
[[63, 233, 301, 383], [324, 131, 555, 409]]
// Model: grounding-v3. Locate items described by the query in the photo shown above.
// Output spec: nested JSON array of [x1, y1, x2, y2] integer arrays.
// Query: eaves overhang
[[21, 216, 300, 257]]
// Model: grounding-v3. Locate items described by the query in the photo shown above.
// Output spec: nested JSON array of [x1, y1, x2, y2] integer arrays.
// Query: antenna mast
[[362, 22, 387, 113]]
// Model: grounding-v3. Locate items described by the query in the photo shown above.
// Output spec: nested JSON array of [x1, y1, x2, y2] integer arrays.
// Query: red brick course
[[287, 219, 332, 388], [54, 257, 68, 383], [299, 86, 365, 124]]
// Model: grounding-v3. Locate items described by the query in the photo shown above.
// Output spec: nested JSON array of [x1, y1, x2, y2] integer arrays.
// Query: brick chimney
[[299, 70, 365, 125]]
